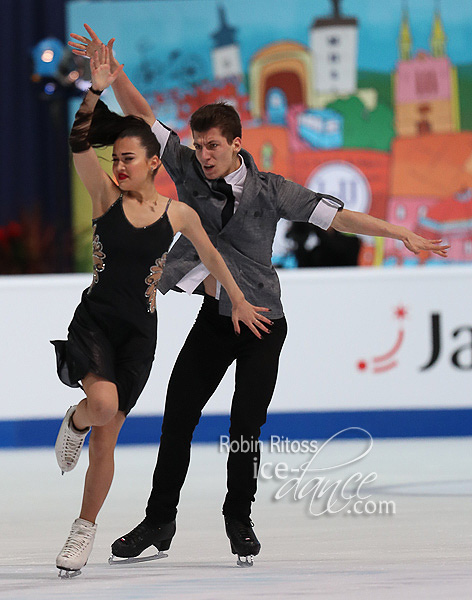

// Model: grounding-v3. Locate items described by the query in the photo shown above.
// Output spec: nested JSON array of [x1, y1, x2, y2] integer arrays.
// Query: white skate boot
[[55, 405, 90, 474], [56, 518, 97, 578]]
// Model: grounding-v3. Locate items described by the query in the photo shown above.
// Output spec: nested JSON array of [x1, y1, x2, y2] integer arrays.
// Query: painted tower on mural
[[394, 8, 460, 137], [310, 0, 358, 95], [211, 5, 243, 80]]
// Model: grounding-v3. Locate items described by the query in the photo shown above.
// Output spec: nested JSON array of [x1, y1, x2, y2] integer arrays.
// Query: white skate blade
[[57, 567, 82, 578], [236, 555, 254, 567], [108, 551, 168, 565]]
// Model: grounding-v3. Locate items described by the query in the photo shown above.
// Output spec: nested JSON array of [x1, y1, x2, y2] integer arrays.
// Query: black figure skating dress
[[52, 194, 174, 414]]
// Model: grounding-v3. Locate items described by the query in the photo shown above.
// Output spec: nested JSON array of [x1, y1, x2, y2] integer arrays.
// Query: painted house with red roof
[[417, 188, 472, 261], [386, 132, 472, 263]]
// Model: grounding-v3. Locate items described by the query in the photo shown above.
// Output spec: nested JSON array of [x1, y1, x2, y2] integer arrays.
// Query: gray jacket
[[157, 125, 343, 319]]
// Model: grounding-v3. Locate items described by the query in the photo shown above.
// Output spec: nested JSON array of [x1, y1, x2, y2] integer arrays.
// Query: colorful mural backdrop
[[68, 0, 472, 270]]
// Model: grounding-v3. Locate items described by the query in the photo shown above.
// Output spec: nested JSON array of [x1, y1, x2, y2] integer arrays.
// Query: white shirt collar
[[224, 154, 246, 187]]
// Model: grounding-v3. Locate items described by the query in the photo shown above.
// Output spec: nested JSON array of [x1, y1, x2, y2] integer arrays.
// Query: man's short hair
[[190, 102, 242, 143]]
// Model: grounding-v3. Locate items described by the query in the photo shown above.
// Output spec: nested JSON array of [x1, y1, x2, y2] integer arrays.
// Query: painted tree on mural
[[326, 97, 395, 151]]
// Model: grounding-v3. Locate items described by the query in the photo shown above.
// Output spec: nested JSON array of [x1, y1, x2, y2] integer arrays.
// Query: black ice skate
[[109, 518, 176, 565], [224, 516, 261, 567]]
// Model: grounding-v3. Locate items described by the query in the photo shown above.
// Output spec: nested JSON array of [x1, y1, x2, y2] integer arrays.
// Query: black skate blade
[[57, 567, 82, 578], [236, 555, 254, 567], [108, 551, 168, 565]]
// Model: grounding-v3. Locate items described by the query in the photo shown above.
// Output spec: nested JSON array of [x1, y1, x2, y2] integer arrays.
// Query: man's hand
[[69, 23, 119, 71], [402, 233, 450, 257], [231, 300, 272, 339]]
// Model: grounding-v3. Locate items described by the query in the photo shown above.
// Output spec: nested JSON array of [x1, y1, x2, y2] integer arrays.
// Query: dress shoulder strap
[[163, 198, 172, 214]]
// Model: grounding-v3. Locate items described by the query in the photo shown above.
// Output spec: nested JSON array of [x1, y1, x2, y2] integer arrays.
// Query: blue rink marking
[[0, 408, 471, 448]]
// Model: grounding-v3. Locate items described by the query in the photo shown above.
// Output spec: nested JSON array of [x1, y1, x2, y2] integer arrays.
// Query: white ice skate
[[56, 518, 97, 578], [55, 405, 90, 474]]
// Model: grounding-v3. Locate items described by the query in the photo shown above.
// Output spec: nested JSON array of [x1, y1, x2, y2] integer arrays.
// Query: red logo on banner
[[357, 306, 408, 374]]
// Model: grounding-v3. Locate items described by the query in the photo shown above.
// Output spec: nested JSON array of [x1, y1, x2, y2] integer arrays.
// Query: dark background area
[[1, 0, 71, 273]]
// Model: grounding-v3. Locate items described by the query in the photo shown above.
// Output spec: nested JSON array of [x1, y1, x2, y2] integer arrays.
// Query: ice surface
[[0, 437, 471, 599]]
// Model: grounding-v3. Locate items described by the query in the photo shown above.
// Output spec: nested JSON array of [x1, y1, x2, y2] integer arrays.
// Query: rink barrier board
[[2, 269, 472, 422], [0, 408, 471, 448]]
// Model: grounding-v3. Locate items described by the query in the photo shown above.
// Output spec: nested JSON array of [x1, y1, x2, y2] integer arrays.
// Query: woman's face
[[112, 136, 159, 189]]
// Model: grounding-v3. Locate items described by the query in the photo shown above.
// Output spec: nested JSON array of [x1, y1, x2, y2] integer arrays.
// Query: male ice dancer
[[69, 25, 449, 567]]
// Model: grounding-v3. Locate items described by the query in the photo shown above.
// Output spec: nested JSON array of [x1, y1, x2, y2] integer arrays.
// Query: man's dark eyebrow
[[194, 140, 218, 146]]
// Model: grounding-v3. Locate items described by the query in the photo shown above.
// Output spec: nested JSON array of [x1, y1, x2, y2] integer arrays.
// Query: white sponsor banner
[[0, 267, 471, 420]]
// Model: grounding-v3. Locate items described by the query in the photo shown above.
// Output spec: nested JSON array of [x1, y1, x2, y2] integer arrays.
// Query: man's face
[[193, 127, 241, 180]]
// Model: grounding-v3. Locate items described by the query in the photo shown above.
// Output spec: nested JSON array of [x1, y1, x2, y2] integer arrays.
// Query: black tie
[[213, 178, 235, 228]]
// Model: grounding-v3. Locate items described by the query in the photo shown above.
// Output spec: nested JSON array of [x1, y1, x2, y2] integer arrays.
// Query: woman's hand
[[231, 299, 272, 339], [90, 45, 123, 92]]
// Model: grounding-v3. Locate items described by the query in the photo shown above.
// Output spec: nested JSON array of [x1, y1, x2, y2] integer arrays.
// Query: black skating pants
[[145, 295, 287, 523]]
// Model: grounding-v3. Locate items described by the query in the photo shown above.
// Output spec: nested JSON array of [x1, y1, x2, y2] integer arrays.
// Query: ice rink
[[0, 436, 471, 600]]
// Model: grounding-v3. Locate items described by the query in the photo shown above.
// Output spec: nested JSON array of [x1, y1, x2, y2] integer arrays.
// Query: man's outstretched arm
[[69, 24, 155, 125], [331, 209, 450, 257]]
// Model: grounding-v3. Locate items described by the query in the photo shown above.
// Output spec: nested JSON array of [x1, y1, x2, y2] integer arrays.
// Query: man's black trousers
[[145, 294, 287, 523]]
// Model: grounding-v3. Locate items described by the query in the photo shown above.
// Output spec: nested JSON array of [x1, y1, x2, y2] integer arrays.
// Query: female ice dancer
[[51, 46, 270, 578]]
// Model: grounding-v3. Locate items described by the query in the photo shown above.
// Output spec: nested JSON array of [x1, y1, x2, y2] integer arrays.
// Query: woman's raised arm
[[69, 24, 155, 126], [70, 45, 123, 218]]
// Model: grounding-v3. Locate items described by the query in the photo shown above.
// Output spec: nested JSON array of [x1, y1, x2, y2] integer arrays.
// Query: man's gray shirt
[[152, 121, 343, 319]]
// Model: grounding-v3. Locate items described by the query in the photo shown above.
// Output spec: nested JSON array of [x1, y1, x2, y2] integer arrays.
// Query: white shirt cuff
[[176, 263, 210, 295], [308, 198, 340, 230], [151, 120, 171, 158], [176, 263, 221, 299]]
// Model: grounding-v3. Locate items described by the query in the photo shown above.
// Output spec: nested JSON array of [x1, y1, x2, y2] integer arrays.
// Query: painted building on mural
[[310, 0, 358, 95], [248, 0, 377, 124], [385, 9, 470, 264], [211, 5, 243, 80], [297, 109, 343, 149], [394, 10, 460, 137], [418, 188, 472, 262], [385, 132, 472, 263]]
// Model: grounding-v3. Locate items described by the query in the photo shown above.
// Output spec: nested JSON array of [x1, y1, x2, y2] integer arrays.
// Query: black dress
[[52, 194, 174, 415]]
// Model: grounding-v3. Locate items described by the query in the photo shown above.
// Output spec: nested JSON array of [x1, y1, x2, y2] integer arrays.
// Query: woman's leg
[[76, 373, 123, 521], [73, 373, 120, 430], [56, 379, 124, 575], [55, 374, 120, 475], [79, 410, 126, 523]]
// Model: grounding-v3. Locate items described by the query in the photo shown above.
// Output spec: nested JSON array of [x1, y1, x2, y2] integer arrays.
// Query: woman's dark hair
[[89, 100, 160, 163], [189, 102, 242, 143]]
